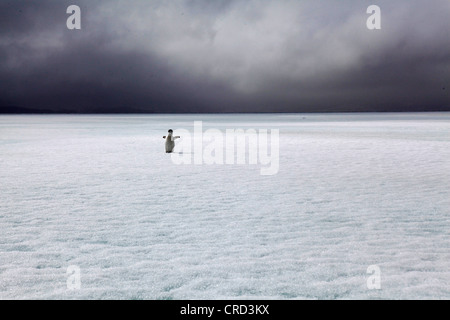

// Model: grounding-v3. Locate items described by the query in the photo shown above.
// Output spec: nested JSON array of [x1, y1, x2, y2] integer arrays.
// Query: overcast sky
[[0, 0, 449, 113]]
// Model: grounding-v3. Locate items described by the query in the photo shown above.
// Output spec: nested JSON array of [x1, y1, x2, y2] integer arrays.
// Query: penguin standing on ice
[[163, 129, 180, 153]]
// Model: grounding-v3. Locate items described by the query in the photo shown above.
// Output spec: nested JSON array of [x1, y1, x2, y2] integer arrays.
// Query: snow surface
[[0, 113, 449, 300]]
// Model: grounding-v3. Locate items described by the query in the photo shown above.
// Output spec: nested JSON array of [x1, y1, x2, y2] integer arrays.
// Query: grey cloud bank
[[0, 0, 449, 113]]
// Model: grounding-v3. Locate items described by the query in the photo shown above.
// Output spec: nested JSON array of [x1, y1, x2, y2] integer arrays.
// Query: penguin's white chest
[[165, 137, 175, 153]]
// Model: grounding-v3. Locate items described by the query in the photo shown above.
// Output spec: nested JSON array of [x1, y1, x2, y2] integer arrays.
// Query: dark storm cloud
[[0, 0, 449, 113]]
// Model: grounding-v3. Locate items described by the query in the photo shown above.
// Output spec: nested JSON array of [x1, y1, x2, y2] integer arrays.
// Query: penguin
[[163, 129, 180, 153]]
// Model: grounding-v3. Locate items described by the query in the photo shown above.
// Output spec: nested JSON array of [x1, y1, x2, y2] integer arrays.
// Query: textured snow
[[0, 113, 449, 300]]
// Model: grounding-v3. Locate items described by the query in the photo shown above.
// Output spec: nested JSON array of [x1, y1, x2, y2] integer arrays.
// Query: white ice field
[[0, 113, 449, 300]]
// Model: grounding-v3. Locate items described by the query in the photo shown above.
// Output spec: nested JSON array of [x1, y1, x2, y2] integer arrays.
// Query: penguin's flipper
[[173, 136, 181, 140], [163, 136, 166, 139]]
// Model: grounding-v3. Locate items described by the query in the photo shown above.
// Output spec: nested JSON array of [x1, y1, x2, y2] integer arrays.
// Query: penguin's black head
[[168, 129, 173, 133]]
